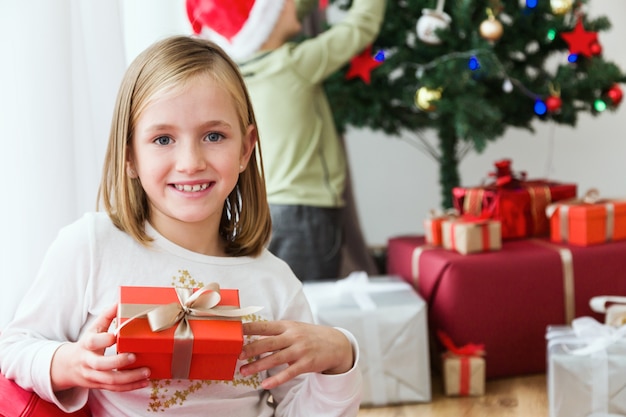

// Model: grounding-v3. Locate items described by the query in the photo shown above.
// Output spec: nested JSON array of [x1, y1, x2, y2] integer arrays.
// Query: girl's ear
[[239, 125, 257, 170], [126, 161, 137, 178]]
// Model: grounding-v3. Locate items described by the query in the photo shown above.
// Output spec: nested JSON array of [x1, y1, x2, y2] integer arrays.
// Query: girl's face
[[130, 75, 255, 253]]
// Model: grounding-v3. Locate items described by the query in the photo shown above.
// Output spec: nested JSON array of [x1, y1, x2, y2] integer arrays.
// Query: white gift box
[[546, 317, 626, 417], [302, 273, 431, 406]]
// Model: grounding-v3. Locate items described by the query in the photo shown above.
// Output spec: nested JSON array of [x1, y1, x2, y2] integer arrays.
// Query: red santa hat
[[186, 0, 286, 61]]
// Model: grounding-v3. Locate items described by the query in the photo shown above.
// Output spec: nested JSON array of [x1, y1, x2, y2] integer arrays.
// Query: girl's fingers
[[89, 303, 118, 333]]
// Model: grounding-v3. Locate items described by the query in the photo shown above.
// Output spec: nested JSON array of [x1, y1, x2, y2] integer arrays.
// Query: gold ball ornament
[[550, 0, 573, 15], [415, 87, 442, 111], [479, 15, 503, 41]]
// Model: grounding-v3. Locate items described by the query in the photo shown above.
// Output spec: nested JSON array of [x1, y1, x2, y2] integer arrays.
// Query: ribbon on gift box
[[411, 243, 435, 286], [530, 239, 575, 324], [437, 330, 485, 396], [546, 188, 618, 243], [488, 159, 527, 188], [117, 283, 262, 379]]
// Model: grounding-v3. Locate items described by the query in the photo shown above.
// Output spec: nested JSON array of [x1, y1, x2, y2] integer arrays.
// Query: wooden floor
[[358, 373, 548, 417]]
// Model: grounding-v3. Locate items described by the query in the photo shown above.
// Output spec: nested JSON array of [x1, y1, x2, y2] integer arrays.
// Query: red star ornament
[[345, 46, 383, 84], [560, 18, 599, 58]]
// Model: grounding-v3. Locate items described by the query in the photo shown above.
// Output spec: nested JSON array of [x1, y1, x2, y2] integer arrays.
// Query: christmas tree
[[324, 0, 626, 208]]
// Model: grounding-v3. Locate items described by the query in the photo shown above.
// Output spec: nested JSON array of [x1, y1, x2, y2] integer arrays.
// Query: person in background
[[0, 36, 361, 417], [187, 0, 386, 281]]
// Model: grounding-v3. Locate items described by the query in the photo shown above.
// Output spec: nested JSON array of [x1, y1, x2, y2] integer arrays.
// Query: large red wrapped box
[[452, 159, 577, 239], [547, 196, 626, 246], [116, 286, 244, 380], [387, 235, 626, 378]]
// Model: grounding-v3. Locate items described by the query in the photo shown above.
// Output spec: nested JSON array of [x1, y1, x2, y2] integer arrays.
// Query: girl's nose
[[176, 141, 207, 173]]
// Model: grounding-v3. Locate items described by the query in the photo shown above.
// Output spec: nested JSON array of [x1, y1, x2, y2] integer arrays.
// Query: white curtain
[[0, 1, 126, 327]]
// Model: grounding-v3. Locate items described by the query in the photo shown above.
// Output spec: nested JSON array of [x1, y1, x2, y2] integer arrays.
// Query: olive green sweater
[[239, 0, 386, 207]]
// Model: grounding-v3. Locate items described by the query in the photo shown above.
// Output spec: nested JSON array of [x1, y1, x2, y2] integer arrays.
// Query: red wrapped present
[[441, 217, 501, 255], [547, 189, 626, 246], [452, 159, 577, 240], [387, 235, 626, 378], [438, 331, 485, 396], [116, 284, 260, 380]]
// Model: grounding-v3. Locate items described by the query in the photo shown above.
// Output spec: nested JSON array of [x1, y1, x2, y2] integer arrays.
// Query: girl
[[0, 36, 361, 416]]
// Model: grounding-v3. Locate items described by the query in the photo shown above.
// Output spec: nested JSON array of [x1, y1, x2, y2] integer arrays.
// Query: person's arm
[[289, 0, 387, 83], [0, 216, 148, 412]]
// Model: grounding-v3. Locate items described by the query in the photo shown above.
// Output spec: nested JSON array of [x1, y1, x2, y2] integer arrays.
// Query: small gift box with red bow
[[424, 209, 459, 246], [452, 159, 577, 240], [116, 284, 260, 380], [546, 188, 626, 246], [441, 216, 501, 255], [438, 331, 485, 397]]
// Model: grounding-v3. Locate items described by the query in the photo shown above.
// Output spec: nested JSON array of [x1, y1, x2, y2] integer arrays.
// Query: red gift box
[[547, 190, 626, 246], [452, 159, 577, 240], [387, 235, 626, 378], [116, 285, 245, 380]]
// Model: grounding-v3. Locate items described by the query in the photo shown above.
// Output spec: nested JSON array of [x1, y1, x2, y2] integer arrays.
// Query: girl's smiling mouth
[[172, 183, 212, 192]]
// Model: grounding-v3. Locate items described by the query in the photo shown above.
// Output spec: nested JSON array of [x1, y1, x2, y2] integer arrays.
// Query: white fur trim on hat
[[198, 0, 286, 61]]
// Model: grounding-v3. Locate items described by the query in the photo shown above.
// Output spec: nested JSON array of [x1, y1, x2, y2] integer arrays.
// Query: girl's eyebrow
[[144, 120, 233, 132]]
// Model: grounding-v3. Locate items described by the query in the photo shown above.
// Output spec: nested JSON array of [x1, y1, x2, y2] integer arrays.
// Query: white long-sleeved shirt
[[0, 212, 362, 416]]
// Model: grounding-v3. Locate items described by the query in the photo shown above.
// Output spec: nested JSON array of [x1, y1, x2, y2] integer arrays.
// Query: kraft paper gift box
[[441, 218, 501, 255], [546, 317, 626, 417], [302, 273, 431, 406], [442, 355, 485, 397], [439, 331, 485, 396], [424, 209, 458, 246], [117, 285, 256, 380], [387, 235, 626, 378], [547, 190, 626, 246], [452, 159, 577, 240]]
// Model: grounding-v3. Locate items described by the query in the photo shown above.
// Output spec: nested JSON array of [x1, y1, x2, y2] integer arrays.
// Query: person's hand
[[50, 303, 151, 392], [239, 321, 354, 389]]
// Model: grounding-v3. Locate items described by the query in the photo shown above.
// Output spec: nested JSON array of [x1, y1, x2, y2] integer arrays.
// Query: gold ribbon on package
[[546, 188, 616, 242], [116, 283, 262, 379], [530, 240, 575, 324]]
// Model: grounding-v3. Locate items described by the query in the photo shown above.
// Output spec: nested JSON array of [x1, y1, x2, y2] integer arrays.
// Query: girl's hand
[[50, 303, 151, 392], [239, 321, 354, 389]]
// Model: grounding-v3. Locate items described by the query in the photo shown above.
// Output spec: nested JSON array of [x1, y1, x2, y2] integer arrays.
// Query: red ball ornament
[[546, 95, 562, 112], [590, 41, 602, 56], [607, 84, 623, 106]]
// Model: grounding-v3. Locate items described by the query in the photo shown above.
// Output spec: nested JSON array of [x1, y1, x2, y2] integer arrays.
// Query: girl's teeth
[[176, 184, 208, 192]]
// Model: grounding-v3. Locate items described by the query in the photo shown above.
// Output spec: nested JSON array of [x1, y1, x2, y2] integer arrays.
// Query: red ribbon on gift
[[489, 159, 527, 188], [437, 330, 485, 357], [438, 330, 485, 396]]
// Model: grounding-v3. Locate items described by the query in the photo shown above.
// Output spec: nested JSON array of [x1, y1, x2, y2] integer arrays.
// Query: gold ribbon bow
[[117, 283, 262, 379]]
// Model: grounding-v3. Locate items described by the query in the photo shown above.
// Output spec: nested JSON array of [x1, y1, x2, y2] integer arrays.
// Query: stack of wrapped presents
[[387, 158, 626, 409]]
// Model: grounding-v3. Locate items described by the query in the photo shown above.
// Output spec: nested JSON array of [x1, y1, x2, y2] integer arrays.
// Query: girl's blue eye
[[206, 132, 223, 142], [155, 136, 172, 145]]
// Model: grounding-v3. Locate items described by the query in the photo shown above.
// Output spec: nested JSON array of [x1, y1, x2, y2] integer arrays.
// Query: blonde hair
[[97, 36, 272, 257]]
